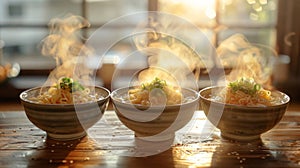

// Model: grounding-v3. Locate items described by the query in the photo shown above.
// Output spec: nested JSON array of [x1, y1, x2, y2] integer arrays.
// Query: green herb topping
[[58, 77, 85, 93], [228, 77, 261, 96], [141, 77, 167, 91]]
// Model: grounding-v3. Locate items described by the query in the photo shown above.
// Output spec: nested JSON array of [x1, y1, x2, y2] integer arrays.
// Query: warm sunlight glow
[[183, 0, 215, 9], [186, 152, 214, 167], [250, 12, 259, 20], [253, 3, 263, 12], [223, 0, 233, 5], [259, 0, 268, 5], [268, 1, 276, 10], [172, 142, 216, 167], [205, 8, 216, 19], [159, 0, 216, 24], [182, 0, 216, 19], [247, 0, 256, 5]]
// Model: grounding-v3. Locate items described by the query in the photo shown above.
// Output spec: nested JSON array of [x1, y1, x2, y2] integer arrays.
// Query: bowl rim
[[20, 85, 110, 106], [110, 86, 200, 108], [199, 86, 290, 109]]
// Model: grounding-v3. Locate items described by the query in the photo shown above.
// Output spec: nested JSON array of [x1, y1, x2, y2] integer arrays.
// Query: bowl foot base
[[47, 131, 87, 141], [135, 133, 175, 142], [221, 132, 261, 142]]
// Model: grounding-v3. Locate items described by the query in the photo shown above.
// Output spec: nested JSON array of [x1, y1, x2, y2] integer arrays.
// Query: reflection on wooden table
[[1, 110, 300, 167]]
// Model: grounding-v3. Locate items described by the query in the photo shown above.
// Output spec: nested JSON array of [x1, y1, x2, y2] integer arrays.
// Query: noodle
[[30, 77, 99, 104], [128, 77, 183, 106], [213, 77, 274, 107]]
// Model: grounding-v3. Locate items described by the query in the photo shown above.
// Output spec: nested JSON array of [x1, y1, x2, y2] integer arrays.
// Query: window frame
[[0, 0, 296, 80]]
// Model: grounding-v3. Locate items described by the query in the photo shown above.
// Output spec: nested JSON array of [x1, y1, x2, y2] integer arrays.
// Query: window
[[0, 0, 148, 98], [0, 0, 147, 70], [157, 0, 278, 47], [8, 3, 23, 17], [0, 0, 279, 69]]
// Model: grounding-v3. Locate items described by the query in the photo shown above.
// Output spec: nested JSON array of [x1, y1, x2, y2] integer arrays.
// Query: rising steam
[[133, 14, 204, 89], [217, 34, 276, 89], [41, 15, 94, 86]]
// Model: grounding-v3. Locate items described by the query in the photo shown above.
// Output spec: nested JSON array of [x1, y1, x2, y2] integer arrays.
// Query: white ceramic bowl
[[199, 86, 290, 141], [111, 87, 199, 141], [20, 86, 110, 141]]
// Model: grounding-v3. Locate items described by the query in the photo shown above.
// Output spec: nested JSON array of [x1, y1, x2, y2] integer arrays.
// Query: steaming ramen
[[212, 77, 279, 107], [115, 77, 196, 106], [127, 77, 184, 106], [31, 77, 102, 104]]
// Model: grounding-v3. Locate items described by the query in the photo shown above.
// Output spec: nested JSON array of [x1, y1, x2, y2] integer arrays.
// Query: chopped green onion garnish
[[229, 77, 262, 96], [141, 77, 167, 91], [58, 77, 85, 93]]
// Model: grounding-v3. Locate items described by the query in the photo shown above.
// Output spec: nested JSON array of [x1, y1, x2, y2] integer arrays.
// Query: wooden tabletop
[[1, 109, 300, 168]]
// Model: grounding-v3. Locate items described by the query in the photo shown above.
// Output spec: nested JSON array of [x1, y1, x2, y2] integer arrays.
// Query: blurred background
[[0, 0, 299, 102]]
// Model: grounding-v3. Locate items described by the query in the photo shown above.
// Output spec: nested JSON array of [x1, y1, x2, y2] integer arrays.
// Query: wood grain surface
[[1, 109, 300, 168]]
